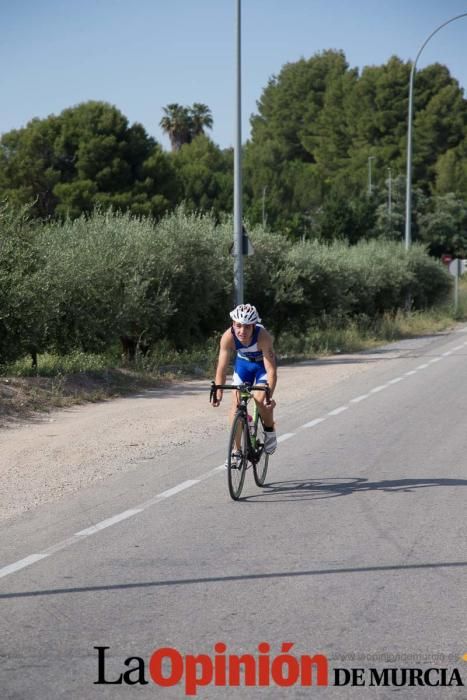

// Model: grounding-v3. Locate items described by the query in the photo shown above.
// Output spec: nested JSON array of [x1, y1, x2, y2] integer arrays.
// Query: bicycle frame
[[210, 382, 271, 465], [210, 381, 272, 499]]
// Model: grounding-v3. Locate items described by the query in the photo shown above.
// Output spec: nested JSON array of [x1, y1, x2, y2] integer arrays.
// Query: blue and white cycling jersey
[[231, 324, 268, 385]]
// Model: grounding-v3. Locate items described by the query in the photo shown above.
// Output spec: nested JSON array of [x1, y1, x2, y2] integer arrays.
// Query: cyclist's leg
[[252, 369, 277, 454], [251, 369, 275, 427]]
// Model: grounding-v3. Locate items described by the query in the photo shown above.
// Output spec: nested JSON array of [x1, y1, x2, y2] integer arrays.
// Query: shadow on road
[[241, 476, 467, 502], [1, 560, 466, 600]]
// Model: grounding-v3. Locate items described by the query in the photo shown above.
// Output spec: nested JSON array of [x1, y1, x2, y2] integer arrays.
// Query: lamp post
[[233, 0, 243, 304], [405, 13, 467, 250], [368, 156, 375, 196]]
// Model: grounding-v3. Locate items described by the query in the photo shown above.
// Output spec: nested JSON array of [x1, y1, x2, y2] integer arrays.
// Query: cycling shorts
[[232, 357, 268, 386]]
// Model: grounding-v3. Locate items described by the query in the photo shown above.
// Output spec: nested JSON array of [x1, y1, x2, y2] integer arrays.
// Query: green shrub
[[0, 202, 50, 364], [0, 203, 454, 366]]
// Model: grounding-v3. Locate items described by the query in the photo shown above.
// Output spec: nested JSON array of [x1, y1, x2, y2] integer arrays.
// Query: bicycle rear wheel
[[252, 414, 269, 487], [227, 412, 248, 500]]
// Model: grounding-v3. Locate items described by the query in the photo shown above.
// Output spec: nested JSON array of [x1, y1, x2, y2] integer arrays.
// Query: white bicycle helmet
[[229, 303, 261, 324]]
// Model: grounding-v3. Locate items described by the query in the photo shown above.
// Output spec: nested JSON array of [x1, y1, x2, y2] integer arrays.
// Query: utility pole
[[233, 0, 243, 304]]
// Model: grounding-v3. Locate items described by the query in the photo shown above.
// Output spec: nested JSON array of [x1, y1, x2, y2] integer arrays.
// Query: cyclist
[[212, 304, 277, 462]]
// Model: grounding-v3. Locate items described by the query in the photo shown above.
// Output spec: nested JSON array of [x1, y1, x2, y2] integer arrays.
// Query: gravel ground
[[0, 342, 430, 523]]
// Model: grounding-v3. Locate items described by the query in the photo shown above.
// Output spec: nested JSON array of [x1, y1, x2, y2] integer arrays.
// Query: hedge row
[[0, 204, 451, 364]]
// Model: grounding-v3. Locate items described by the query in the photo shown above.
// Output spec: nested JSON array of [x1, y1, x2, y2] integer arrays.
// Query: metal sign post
[[448, 259, 466, 313]]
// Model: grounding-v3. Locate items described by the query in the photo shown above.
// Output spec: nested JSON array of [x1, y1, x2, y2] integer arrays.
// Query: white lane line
[[428, 357, 441, 364], [157, 481, 199, 499], [388, 377, 404, 384], [405, 370, 417, 376], [416, 363, 429, 370], [442, 351, 453, 357], [0, 554, 48, 580], [0, 481, 200, 581], [370, 384, 387, 393], [328, 406, 348, 416], [453, 345, 464, 351], [277, 432, 295, 443], [142, 480, 200, 508], [74, 509, 144, 538], [301, 417, 326, 429], [350, 394, 369, 403]]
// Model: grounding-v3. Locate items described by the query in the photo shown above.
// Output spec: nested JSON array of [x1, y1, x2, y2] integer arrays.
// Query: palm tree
[[159, 103, 192, 152], [190, 103, 213, 138]]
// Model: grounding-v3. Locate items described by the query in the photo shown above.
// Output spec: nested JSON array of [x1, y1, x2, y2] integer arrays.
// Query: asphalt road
[[1, 328, 467, 699]]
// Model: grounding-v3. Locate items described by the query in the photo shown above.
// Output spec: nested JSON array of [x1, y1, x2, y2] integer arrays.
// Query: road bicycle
[[210, 382, 272, 500]]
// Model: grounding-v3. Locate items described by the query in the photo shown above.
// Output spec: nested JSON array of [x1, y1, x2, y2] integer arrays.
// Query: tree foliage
[[244, 51, 467, 239], [0, 50, 467, 251], [0, 101, 180, 219], [172, 135, 233, 216], [160, 102, 213, 151]]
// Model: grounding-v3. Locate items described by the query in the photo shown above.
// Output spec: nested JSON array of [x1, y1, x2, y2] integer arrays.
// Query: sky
[[2, 0, 467, 151]]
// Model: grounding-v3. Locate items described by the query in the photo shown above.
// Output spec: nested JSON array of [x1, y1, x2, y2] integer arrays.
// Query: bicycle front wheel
[[253, 415, 269, 487], [227, 412, 248, 500]]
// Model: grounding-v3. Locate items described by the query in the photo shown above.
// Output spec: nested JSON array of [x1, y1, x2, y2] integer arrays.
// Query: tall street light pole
[[405, 12, 467, 250], [233, 0, 244, 305]]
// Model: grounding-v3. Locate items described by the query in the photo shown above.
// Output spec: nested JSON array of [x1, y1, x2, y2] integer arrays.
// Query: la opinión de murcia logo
[[94, 643, 328, 694], [94, 644, 465, 694]]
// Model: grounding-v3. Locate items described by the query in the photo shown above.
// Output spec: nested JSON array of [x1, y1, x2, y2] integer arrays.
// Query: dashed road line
[[301, 417, 326, 429], [350, 394, 370, 403], [277, 432, 295, 443], [328, 406, 348, 416], [0, 554, 49, 579]]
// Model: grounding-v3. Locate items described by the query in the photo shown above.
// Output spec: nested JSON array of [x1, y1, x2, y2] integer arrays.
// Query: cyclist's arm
[[215, 330, 234, 385], [212, 331, 234, 406], [259, 329, 277, 396]]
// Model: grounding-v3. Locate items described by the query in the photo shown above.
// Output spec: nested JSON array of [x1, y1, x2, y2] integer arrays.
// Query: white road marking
[[350, 394, 369, 403], [74, 509, 144, 538], [328, 406, 348, 416], [404, 370, 417, 376], [416, 363, 429, 370], [277, 432, 295, 443], [0, 554, 48, 580], [0, 483, 199, 581], [388, 377, 404, 384], [370, 385, 387, 393], [142, 480, 200, 507], [301, 417, 326, 429]]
